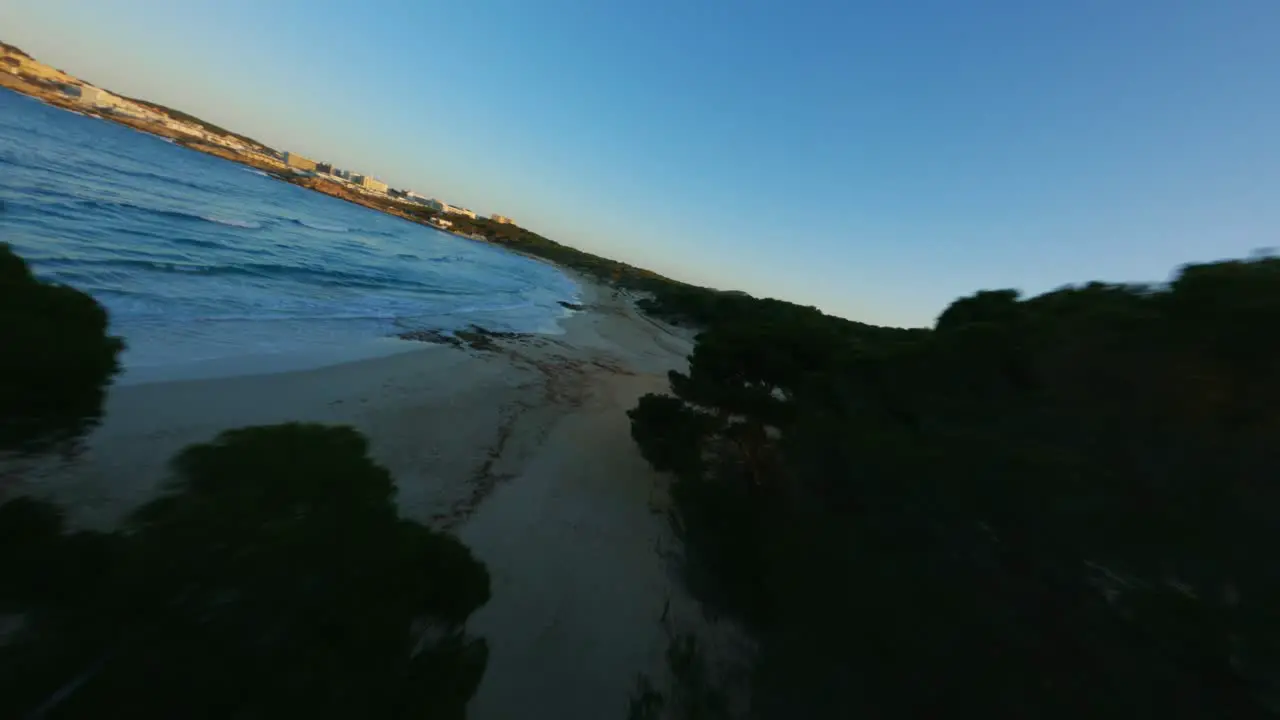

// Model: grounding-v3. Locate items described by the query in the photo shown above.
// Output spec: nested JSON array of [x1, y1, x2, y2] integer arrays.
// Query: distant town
[[0, 40, 515, 234], [276, 151, 513, 231]]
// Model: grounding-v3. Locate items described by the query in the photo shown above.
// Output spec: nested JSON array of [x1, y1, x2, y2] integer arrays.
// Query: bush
[[0, 243, 123, 453], [628, 257, 1280, 718], [0, 423, 491, 718]]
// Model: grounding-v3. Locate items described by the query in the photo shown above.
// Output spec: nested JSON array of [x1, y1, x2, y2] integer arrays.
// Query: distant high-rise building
[[316, 162, 334, 174], [350, 175, 388, 194], [283, 152, 318, 171]]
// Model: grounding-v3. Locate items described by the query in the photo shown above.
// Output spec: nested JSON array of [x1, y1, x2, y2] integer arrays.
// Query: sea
[[0, 89, 580, 382]]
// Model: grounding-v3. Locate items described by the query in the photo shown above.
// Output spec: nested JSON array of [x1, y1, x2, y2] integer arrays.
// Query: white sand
[[18, 276, 707, 719]]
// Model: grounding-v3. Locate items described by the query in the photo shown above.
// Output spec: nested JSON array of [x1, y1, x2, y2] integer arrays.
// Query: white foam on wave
[[293, 218, 349, 233], [200, 215, 261, 229], [4, 93, 586, 381]]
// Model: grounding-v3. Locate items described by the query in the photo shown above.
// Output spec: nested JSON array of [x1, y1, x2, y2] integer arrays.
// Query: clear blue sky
[[3, 1, 1278, 326]]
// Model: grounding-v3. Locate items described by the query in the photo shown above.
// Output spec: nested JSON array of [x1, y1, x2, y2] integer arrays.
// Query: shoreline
[[113, 336, 430, 386], [14, 275, 699, 718], [112, 284, 588, 387], [0, 81, 520, 261], [3, 75, 714, 718], [23, 274, 653, 527], [3, 81, 676, 316]]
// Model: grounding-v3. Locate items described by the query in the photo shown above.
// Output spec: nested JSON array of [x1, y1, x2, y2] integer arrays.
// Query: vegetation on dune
[[6, 209, 1278, 718], [0, 245, 491, 717], [403, 209, 705, 297], [0, 41, 32, 59], [0, 242, 123, 454], [118, 95, 271, 151], [416, 211, 920, 333], [628, 256, 1280, 718], [0, 423, 491, 718]]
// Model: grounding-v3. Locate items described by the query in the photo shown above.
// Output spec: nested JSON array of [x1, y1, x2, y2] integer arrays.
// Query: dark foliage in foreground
[[0, 424, 491, 719], [0, 242, 124, 453], [629, 257, 1280, 718]]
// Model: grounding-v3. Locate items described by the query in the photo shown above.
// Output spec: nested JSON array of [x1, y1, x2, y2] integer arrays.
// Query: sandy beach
[[18, 276, 704, 718]]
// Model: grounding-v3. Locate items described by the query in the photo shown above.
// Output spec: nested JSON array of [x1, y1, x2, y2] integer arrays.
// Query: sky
[[2, 0, 1278, 327]]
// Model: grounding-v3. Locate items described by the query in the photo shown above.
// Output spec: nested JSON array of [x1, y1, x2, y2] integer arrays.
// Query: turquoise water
[[0, 89, 578, 378]]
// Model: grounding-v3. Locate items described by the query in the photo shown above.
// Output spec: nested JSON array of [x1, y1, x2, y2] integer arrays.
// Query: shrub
[[628, 257, 1280, 718], [0, 423, 491, 718], [0, 243, 123, 453]]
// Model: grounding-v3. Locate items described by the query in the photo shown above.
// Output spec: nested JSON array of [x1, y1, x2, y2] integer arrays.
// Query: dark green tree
[[628, 256, 1280, 718], [0, 423, 491, 719], [628, 394, 715, 479], [0, 242, 124, 453], [0, 242, 127, 695]]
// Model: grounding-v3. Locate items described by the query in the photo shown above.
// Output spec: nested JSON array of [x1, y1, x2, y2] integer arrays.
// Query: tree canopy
[[629, 256, 1280, 718], [0, 242, 124, 453], [0, 423, 491, 718], [0, 40, 32, 59]]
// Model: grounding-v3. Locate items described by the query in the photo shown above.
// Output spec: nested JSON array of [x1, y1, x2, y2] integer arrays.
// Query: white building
[[418, 199, 475, 219], [445, 205, 477, 219], [78, 86, 118, 108], [110, 99, 157, 119], [350, 175, 389, 194], [164, 120, 204, 138]]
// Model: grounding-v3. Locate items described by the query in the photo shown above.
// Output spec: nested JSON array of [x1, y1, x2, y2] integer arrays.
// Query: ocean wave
[[134, 311, 408, 324], [107, 226, 229, 250], [289, 218, 349, 233], [349, 227, 399, 238], [81, 158, 201, 189], [66, 198, 263, 230], [201, 215, 261, 229], [40, 256, 428, 292], [146, 207, 261, 230], [434, 301, 539, 316], [1, 93, 584, 369]]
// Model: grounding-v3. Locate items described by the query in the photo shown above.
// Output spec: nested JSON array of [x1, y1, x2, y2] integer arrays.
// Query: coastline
[[2, 80, 677, 308], [4, 66, 716, 718], [17, 275, 700, 719], [0, 80, 531, 262], [0, 76, 286, 173], [0, 78, 459, 241]]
